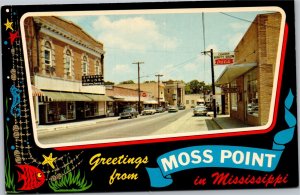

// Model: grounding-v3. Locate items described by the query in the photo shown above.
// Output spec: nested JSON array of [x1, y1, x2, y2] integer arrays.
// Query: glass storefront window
[[246, 69, 258, 117], [230, 81, 238, 111], [85, 102, 99, 118], [46, 102, 75, 123]]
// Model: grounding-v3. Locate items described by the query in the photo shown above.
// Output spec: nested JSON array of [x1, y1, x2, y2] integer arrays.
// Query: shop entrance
[[39, 104, 46, 125], [76, 101, 85, 120]]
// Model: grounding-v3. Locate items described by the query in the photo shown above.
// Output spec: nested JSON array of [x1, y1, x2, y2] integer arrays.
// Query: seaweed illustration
[[48, 166, 92, 192]]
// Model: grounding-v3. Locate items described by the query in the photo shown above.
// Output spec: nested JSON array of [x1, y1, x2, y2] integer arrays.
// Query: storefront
[[38, 90, 111, 124]]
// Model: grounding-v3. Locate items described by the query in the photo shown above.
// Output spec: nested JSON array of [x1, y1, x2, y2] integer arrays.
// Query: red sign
[[141, 92, 147, 97], [213, 52, 234, 65], [214, 58, 234, 65]]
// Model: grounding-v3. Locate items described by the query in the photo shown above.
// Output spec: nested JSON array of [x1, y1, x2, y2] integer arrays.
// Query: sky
[[62, 9, 273, 84]]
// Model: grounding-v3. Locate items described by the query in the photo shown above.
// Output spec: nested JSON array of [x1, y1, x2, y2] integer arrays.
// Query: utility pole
[[176, 82, 179, 106], [155, 74, 163, 106], [133, 61, 144, 114], [202, 49, 217, 118]]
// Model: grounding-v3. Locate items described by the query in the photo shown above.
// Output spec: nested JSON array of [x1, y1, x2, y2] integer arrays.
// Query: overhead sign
[[222, 87, 239, 93], [213, 52, 234, 65], [82, 75, 104, 86]]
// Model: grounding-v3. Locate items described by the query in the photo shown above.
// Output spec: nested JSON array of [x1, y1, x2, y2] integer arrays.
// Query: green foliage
[[48, 167, 92, 192], [119, 80, 135, 84], [144, 80, 156, 83], [185, 80, 211, 94], [5, 153, 16, 193], [104, 81, 115, 85], [5, 123, 16, 193]]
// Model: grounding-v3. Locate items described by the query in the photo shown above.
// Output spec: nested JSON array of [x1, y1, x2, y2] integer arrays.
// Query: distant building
[[163, 80, 185, 106], [106, 86, 154, 116], [216, 12, 282, 125], [24, 16, 109, 125], [117, 82, 166, 107], [185, 94, 204, 109]]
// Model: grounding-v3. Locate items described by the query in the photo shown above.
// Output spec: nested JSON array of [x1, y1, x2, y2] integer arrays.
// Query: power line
[[219, 12, 281, 29]]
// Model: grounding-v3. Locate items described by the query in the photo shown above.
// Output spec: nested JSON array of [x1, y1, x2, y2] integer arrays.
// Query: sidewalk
[[212, 115, 250, 129], [37, 116, 119, 133]]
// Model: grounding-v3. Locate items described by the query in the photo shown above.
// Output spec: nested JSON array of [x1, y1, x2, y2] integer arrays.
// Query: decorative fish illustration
[[16, 165, 46, 191]]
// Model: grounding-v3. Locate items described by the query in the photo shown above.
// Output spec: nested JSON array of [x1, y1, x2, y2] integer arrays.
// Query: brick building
[[117, 82, 166, 107], [216, 12, 283, 126], [23, 16, 110, 124], [163, 80, 185, 107], [106, 86, 154, 116]]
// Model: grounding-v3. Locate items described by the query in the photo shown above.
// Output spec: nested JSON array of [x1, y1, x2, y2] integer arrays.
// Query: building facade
[[106, 86, 154, 115], [216, 12, 282, 126], [163, 80, 185, 106], [117, 82, 166, 107], [24, 16, 109, 125], [185, 94, 204, 109]]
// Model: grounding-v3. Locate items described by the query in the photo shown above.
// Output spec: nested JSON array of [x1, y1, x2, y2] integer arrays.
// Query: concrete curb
[[212, 118, 223, 129]]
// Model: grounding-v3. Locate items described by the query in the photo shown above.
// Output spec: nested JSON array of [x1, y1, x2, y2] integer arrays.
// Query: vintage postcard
[[1, 0, 298, 193]]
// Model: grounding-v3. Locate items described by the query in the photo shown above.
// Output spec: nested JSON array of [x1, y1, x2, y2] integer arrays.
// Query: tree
[[104, 81, 115, 86], [185, 80, 211, 94], [144, 80, 156, 83], [119, 80, 135, 84]]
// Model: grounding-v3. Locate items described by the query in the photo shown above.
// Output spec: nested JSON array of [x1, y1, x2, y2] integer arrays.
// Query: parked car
[[141, 107, 156, 115], [168, 106, 178, 113], [156, 107, 165, 113], [120, 108, 138, 119], [193, 106, 208, 116], [178, 105, 186, 110]]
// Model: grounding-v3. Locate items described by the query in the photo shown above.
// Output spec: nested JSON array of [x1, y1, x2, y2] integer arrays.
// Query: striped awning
[[32, 85, 44, 96]]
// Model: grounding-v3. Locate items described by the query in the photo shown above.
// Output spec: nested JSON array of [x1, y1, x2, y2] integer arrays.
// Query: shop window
[[46, 102, 75, 123], [85, 102, 99, 117], [246, 69, 258, 117], [230, 81, 238, 111]]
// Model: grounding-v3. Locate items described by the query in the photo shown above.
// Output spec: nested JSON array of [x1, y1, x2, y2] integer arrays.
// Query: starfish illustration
[[4, 19, 14, 31], [9, 31, 20, 45], [42, 153, 57, 169]]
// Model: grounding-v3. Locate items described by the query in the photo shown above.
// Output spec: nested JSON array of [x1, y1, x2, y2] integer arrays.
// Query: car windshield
[[123, 108, 132, 112]]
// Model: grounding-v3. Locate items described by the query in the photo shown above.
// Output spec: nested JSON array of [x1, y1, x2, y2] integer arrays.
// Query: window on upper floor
[[44, 41, 52, 66], [95, 60, 101, 75], [65, 50, 72, 73], [82, 56, 88, 75]]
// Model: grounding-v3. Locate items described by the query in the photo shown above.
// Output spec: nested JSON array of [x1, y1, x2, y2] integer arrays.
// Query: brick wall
[[233, 12, 281, 126]]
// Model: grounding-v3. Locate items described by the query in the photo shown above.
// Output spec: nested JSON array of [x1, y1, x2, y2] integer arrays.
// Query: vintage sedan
[[193, 106, 208, 116], [168, 106, 178, 113], [141, 107, 156, 115], [119, 108, 138, 119]]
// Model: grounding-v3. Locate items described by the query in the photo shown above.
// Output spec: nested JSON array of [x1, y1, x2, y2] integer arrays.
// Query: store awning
[[32, 85, 44, 96], [112, 95, 139, 102], [42, 91, 91, 102], [144, 100, 158, 104], [216, 63, 257, 85], [84, 94, 114, 101]]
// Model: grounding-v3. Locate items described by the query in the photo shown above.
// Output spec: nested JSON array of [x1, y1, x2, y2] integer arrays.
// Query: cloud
[[112, 64, 132, 73], [184, 63, 197, 71], [92, 16, 178, 51], [229, 22, 249, 31]]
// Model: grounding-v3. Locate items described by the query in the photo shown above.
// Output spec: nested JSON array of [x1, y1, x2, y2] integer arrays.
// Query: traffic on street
[[37, 108, 220, 145]]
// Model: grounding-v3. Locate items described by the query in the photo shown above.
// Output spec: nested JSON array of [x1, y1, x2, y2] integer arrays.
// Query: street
[[37, 109, 220, 145]]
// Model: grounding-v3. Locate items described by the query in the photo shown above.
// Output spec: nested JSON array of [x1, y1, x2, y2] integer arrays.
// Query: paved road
[[38, 109, 220, 145]]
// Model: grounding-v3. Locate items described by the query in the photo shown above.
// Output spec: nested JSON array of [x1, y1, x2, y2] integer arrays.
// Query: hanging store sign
[[82, 75, 104, 86], [222, 87, 239, 93], [213, 52, 234, 65]]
